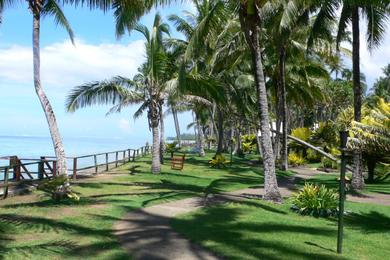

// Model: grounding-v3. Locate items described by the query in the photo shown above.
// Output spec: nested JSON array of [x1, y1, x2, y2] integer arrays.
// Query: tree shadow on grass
[[344, 211, 390, 233], [171, 206, 343, 260], [0, 212, 129, 259], [1, 197, 97, 209]]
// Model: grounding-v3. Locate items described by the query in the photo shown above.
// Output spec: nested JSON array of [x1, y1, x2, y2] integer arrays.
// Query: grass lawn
[[172, 199, 390, 260], [0, 152, 277, 259]]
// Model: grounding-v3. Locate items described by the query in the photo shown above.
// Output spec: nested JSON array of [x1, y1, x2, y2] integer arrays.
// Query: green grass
[[0, 152, 277, 259], [171, 199, 390, 260]]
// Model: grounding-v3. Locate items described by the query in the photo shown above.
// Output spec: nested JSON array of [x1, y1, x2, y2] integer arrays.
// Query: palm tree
[[237, 1, 282, 202], [0, 0, 75, 176], [66, 14, 170, 174], [310, 0, 390, 190]]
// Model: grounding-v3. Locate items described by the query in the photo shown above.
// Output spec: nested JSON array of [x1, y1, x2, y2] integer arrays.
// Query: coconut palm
[[66, 14, 170, 174], [0, 0, 76, 176], [310, 0, 390, 190]]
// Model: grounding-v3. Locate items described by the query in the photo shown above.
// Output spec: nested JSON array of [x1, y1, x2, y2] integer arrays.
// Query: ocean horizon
[[0, 135, 149, 168]]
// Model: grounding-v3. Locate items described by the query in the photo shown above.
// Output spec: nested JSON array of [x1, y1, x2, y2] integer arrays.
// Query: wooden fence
[[0, 146, 150, 199]]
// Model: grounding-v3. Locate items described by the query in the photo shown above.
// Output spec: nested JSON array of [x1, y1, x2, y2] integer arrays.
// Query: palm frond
[[42, 0, 74, 44], [66, 76, 140, 112]]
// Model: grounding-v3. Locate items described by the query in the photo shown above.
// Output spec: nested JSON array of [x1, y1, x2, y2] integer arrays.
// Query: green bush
[[241, 134, 257, 153], [166, 141, 180, 158], [38, 175, 79, 201], [291, 127, 312, 142], [306, 149, 321, 163], [291, 183, 338, 217], [209, 154, 229, 168], [288, 152, 306, 166], [321, 157, 338, 169], [290, 127, 312, 154], [312, 122, 338, 152]]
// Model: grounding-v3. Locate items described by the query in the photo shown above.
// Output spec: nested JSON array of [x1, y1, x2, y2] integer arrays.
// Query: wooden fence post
[[94, 154, 98, 174], [38, 160, 44, 180], [128, 149, 131, 162], [132, 150, 136, 162], [141, 147, 144, 156], [3, 167, 9, 199], [123, 151, 126, 164], [73, 158, 78, 180], [9, 156, 21, 181], [106, 153, 109, 171], [115, 152, 118, 167]]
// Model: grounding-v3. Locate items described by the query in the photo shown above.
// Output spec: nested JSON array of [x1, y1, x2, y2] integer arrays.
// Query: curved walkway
[[114, 167, 389, 260]]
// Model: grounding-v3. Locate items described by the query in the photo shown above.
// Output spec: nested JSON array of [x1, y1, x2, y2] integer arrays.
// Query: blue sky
[[0, 2, 195, 143], [0, 2, 389, 143]]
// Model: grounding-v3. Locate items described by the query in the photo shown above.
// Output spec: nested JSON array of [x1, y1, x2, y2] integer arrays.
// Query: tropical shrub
[[38, 175, 79, 201], [166, 141, 180, 158], [209, 154, 229, 168], [291, 127, 312, 142], [290, 127, 312, 154], [349, 98, 390, 181], [321, 157, 338, 169], [241, 134, 257, 153], [288, 152, 306, 166], [311, 122, 338, 152], [306, 148, 321, 163], [291, 183, 338, 217]]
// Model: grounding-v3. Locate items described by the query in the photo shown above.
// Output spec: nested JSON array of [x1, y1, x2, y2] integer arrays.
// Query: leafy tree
[[66, 14, 170, 174]]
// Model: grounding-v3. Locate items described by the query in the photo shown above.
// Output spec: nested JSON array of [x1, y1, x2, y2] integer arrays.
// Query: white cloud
[[119, 118, 132, 133], [360, 33, 390, 87], [0, 39, 145, 89], [342, 20, 390, 89]]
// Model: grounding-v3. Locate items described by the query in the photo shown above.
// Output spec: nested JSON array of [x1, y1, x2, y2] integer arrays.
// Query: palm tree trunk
[[172, 107, 181, 147], [196, 115, 205, 157], [279, 46, 288, 171], [33, 10, 67, 176], [239, 7, 282, 203], [367, 158, 376, 183], [149, 97, 161, 173], [216, 107, 224, 155], [351, 7, 365, 190], [208, 105, 217, 149], [151, 123, 161, 173], [159, 104, 165, 164]]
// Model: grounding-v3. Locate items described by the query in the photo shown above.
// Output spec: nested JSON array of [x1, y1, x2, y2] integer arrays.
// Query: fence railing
[[0, 145, 150, 199]]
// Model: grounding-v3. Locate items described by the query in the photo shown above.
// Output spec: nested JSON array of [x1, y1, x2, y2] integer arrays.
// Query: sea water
[[0, 135, 148, 180]]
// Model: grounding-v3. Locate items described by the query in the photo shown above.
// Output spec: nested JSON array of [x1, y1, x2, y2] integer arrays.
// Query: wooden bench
[[171, 154, 186, 170]]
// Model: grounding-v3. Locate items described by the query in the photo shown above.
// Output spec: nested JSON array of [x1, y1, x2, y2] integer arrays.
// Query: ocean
[[0, 135, 148, 179]]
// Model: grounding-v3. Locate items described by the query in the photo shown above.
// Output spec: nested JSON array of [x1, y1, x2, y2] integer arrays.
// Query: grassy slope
[[0, 152, 274, 259], [172, 199, 390, 260]]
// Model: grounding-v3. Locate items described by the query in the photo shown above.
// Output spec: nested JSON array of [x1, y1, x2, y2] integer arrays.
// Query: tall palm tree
[[310, 0, 390, 190], [237, 1, 282, 202], [0, 0, 75, 175], [66, 14, 170, 174]]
